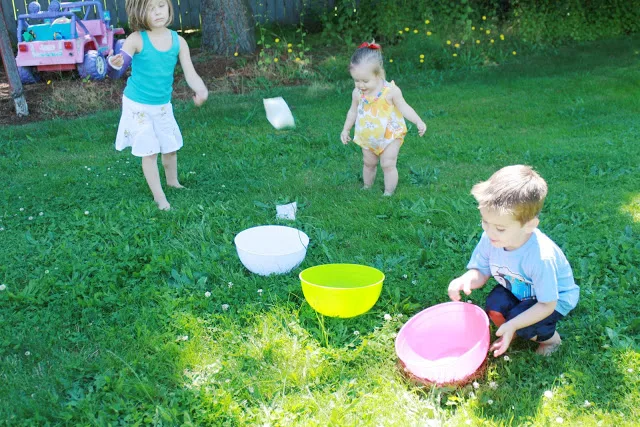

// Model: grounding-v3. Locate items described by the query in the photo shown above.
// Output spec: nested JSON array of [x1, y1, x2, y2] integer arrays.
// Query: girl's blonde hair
[[471, 165, 548, 224], [350, 41, 386, 80], [126, 0, 174, 32]]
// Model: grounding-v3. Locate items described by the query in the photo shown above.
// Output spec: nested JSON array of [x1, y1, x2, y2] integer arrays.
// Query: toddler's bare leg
[[162, 151, 184, 188], [362, 148, 378, 189], [142, 154, 170, 210], [380, 139, 402, 195], [534, 331, 562, 356]]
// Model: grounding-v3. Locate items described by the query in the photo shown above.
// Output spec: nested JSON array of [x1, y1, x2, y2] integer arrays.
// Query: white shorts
[[115, 95, 183, 157]]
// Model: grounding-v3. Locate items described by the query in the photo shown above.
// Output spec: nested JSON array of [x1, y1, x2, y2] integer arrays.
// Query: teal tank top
[[124, 30, 179, 105]]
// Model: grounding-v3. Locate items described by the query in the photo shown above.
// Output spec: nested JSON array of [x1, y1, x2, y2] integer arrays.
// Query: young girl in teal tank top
[[107, 0, 208, 210]]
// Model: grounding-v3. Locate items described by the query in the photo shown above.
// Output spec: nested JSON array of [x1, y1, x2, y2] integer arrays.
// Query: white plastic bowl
[[234, 225, 309, 276]]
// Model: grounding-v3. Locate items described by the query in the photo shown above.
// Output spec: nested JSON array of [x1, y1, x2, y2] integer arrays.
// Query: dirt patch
[[0, 51, 259, 126]]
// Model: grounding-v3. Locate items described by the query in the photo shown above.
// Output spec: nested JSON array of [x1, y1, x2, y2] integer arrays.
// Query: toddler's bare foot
[[167, 182, 185, 189], [536, 332, 561, 356], [155, 198, 171, 210], [383, 191, 394, 196], [361, 185, 371, 190]]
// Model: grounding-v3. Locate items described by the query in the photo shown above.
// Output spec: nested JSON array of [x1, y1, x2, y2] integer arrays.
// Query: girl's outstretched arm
[[389, 85, 427, 136], [341, 88, 360, 144], [178, 36, 208, 106], [107, 32, 141, 79]]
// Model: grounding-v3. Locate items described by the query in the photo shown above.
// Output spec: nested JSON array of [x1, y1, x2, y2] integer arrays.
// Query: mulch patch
[[0, 51, 242, 126]]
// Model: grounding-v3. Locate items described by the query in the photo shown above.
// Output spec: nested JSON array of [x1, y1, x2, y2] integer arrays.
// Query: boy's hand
[[340, 129, 351, 144], [193, 89, 208, 106], [447, 276, 472, 301], [417, 121, 427, 136], [490, 323, 516, 357]]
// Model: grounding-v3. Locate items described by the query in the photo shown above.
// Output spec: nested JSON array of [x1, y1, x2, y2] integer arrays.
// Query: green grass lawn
[[1, 36, 639, 426]]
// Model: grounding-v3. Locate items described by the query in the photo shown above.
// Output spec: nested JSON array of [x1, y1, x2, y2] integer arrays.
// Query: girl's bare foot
[[155, 198, 171, 210], [383, 191, 394, 196], [536, 332, 561, 356], [167, 182, 185, 189], [361, 185, 371, 190]]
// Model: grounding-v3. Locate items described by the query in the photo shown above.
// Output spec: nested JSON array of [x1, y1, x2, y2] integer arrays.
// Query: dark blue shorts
[[485, 285, 563, 342]]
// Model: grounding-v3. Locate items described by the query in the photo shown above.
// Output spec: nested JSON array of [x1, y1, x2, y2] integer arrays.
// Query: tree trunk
[[0, 4, 29, 117], [200, 0, 256, 55]]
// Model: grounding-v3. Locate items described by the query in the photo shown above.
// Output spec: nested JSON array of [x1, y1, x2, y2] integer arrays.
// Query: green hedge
[[320, 0, 640, 46]]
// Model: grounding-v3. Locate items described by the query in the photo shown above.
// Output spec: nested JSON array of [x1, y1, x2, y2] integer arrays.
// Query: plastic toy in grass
[[395, 302, 490, 386], [300, 264, 384, 318], [14, 1, 125, 84], [263, 97, 295, 129], [234, 225, 309, 276]]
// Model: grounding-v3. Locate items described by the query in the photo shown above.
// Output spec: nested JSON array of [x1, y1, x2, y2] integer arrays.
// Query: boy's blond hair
[[126, 0, 174, 32], [471, 165, 548, 224]]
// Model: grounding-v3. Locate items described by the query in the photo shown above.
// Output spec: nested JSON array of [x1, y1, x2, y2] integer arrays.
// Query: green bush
[[319, 0, 640, 48]]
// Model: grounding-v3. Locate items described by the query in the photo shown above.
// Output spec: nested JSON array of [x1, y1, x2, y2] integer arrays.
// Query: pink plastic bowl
[[395, 302, 490, 384]]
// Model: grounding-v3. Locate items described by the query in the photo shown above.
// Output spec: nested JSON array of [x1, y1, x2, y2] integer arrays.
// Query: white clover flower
[[555, 417, 564, 424], [87, 168, 91, 171], [248, 386, 254, 393], [402, 274, 408, 279], [227, 282, 233, 288], [503, 355, 510, 361], [25, 351, 31, 356], [467, 299, 473, 303], [39, 212, 43, 216], [222, 304, 230, 311], [0, 284, 6, 291], [397, 314, 403, 318], [221, 184, 226, 188], [84, 211, 89, 215], [353, 330, 360, 336], [0, 227, 4, 231], [28, 216, 33, 221], [627, 368, 633, 373], [224, 378, 230, 383], [45, 270, 49, 274], [204, 291, 211, 298], [583, 400, 591, 408], [257, 289, 263, 295], [472, 381, 479, 389], [544, 390, 553, 399], [43, 173, 47, 176], [384, 313, 392, 321], [489, 381, 498, 389], [20, 208, 24, 212], [487, 399, 493, 405], [412, 280, 418, 285]]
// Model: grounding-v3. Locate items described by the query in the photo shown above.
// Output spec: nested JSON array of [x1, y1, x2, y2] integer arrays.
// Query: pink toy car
[[14, 0, 124, 83]]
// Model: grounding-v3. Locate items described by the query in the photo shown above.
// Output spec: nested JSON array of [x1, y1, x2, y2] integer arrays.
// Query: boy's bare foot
[[155, 198, 171, 210], [167, 182, 185, 189], [536, 332, 562, 356]]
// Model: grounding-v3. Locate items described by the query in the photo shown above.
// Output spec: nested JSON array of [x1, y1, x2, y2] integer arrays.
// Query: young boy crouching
[[448, 165, 580, 357]]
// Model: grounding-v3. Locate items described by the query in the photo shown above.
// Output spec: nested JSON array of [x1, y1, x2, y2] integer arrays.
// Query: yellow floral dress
[[353, 81, 407, 155]]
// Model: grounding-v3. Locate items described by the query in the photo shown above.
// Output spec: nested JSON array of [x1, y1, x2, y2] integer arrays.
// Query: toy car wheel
[[17, 66, 40, 84], [77, 50, 107, 81], [113, 39, 125, 56]]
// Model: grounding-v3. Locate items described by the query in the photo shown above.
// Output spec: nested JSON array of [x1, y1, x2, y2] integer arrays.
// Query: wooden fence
[[1, 0, 334, 44]]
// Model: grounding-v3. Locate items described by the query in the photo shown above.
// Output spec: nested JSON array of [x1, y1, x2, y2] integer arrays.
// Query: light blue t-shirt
[[124, 30, 180, 105], [467, 229, 580, 316]]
